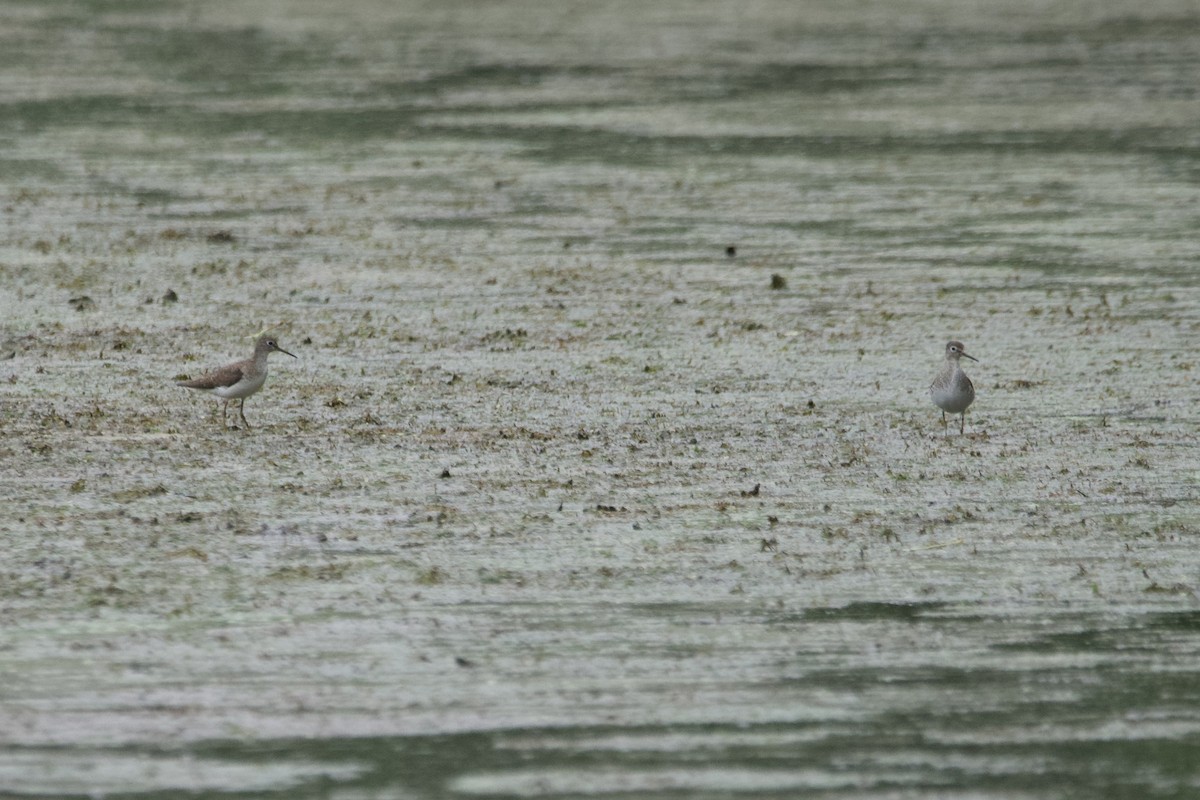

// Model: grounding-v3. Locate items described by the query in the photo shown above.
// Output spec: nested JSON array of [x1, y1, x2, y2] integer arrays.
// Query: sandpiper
[[930, 340, 977, 434], [176, 334, 297, 429]]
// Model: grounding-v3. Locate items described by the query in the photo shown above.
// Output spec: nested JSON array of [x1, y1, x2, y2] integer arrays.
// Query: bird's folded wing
[[178, 362, 245, 389]]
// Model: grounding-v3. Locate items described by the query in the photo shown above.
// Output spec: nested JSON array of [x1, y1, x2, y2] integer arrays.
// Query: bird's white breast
[[930, 369, 974, 413], [214, 372, 267, 400]]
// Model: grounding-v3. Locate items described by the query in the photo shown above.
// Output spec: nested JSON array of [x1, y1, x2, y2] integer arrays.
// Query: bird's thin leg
[[239, 398, 250, 429], [959, 412, 966, 435], [221, 400, 229, 425]]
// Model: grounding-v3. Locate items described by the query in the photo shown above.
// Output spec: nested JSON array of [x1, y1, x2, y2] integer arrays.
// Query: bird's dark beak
[[962, 352, 978, 362]]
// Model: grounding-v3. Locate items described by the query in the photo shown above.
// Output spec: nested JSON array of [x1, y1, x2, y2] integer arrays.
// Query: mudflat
[[1, 1, 1198, 796]]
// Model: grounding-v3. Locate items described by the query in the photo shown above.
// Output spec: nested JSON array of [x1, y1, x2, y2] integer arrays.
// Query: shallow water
[[2, 0, 1200, 797]]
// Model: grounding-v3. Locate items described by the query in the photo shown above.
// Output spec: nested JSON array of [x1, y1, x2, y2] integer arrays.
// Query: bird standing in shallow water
[[930, 340, 977, 434], [176, 334, 297, 429]]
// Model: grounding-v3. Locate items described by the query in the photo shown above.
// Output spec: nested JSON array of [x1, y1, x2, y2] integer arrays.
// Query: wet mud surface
[[1, 1, 1199, 796]]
